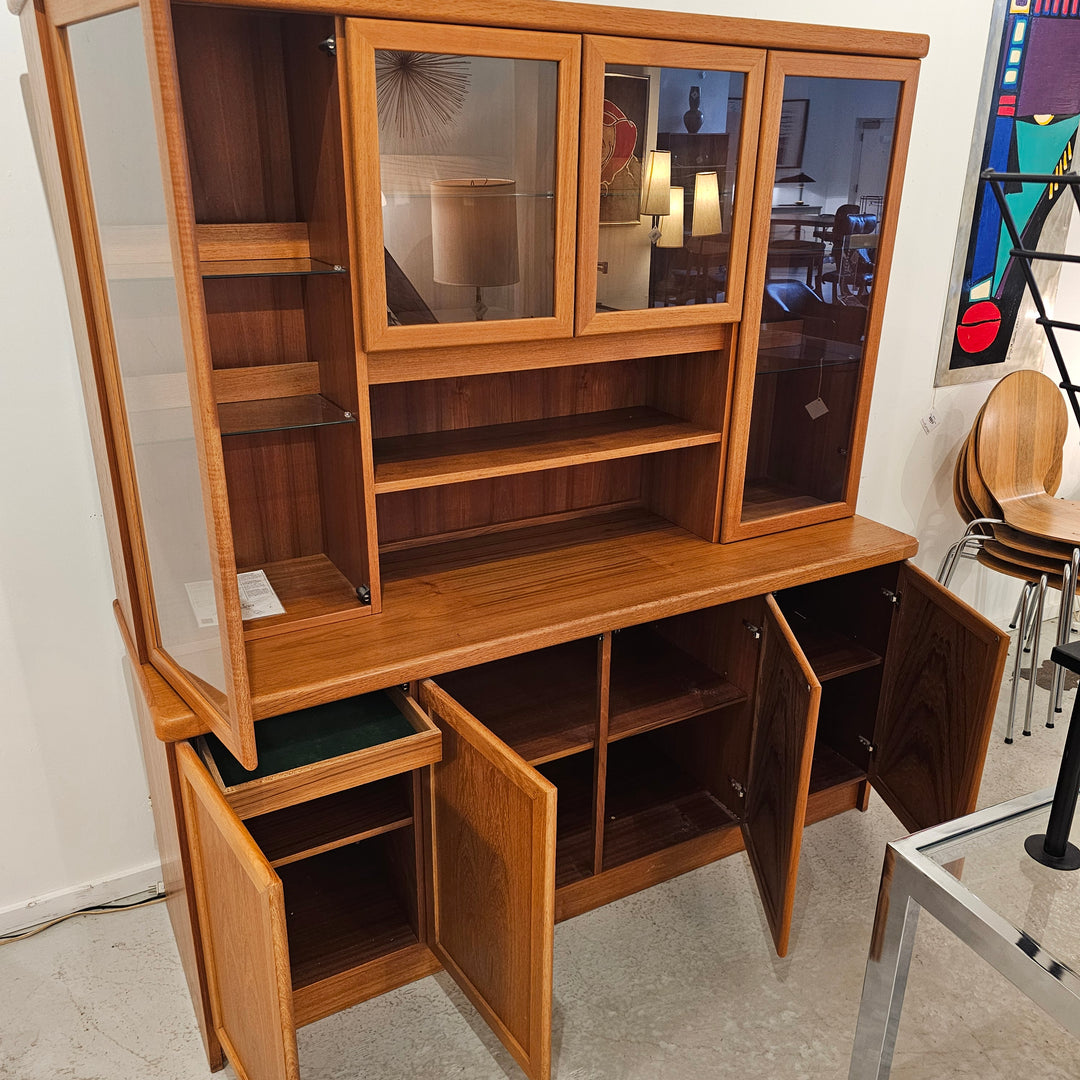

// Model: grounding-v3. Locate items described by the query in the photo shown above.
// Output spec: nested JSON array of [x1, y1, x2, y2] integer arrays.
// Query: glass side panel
[[68, 10, 227, 692], [595, 67, 746, 313], [376, 52, 558, 326], [923, 800, 1080, 972], [741, 76, 900, 524]]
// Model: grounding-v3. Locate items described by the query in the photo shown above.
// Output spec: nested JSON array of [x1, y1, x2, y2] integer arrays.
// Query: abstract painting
[[936, 0, 1080, 386], [600, 73, 649, 224]]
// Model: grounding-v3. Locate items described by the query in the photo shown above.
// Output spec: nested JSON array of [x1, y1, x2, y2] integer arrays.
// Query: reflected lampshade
[[657, 186, 685, 248], [640, 150, 672, 217], [691, 171, 723, 237], [431, 178, 520, 288]]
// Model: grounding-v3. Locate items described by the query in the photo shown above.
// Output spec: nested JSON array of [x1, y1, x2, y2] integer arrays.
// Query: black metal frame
[[982, 169, 1080, 430]]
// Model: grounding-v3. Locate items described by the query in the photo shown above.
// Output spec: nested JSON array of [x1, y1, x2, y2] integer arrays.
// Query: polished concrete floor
[[2, 646, 1078, 1079]]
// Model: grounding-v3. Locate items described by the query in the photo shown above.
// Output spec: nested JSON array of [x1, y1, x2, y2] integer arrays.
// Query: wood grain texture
[[366, 324, 728, 384], [592, 631, 611, 875], [203, 688, 440, 819], [348, 18, 579, 353], [575, 37, 765, 335], [212, 363, 321, 403], [721, 53, 921, 543], [121, 660, 222, 1069], [202, 277, 309, 368], [176, 742, 299, 1080], [373, 407, 722, 493], [197, 222, 310, 261], [741, 595, 821, 957], [421, 679, 555, 1080], [176, 0, 928, 59], [432, 640, 600, 765], [232, 515, 916, 723], [45, 0, 134, 26], [870, 562, 1009, 833]]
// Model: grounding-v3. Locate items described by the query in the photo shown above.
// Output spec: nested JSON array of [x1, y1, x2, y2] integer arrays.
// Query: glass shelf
[[217, 394, 357, 437], [200, 257, 347, 279], [381, 191, 555, 201], [755, 349, 863, 376]]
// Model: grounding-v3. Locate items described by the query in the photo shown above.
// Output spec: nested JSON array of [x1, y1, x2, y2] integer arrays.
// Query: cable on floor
[[0, 893, 166, 946]]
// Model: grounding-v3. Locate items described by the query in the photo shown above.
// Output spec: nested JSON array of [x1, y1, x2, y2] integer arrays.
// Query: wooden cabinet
[[16, 0, 999, 1078]]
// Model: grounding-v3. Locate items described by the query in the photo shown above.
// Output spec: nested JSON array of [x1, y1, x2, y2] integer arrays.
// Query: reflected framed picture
[[600, 72, 649, 224], [776, 98, 808, 169]]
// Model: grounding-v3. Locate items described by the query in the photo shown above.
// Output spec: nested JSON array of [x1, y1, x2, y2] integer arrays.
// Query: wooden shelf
[[246, 777, 412, 867], [372, 407, 723, 493], [809, 743, 865, 795], [741, 479, 829, 522], [201, 256, 344, 278], [602, 739, 737, 872], [434, 640, 599, 765], [538, 754, 596, 888], [783, 611, 882, 681], [241, 554, 368, 641], [281, 840, 418, 991], [609, 626, 747, 741]]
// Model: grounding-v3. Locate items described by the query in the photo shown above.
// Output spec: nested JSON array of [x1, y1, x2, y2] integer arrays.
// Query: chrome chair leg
[[1023, 575, 1047, 737], [1007, 582, 1034, 744], [1049, 549, 1079, 727], [1010, 585, 1026, 630]]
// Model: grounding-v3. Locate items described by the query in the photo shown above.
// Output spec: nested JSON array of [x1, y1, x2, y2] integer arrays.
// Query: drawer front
[[198, 688, 440, 818]]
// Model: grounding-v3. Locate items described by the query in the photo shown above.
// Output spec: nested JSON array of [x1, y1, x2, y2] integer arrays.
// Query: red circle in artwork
[[956, 300, 1002, 353]]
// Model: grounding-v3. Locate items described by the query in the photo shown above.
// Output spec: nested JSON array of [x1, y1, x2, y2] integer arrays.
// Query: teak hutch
[[14, 0, 1009, 1076]]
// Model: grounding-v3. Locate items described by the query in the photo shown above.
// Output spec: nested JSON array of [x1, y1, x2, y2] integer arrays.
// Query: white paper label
[[805, 396, 829, 420], [185, 570, 286, 627]]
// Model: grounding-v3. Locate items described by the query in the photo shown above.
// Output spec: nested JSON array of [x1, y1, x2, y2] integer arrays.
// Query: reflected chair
[[820, 204, 878, 305]]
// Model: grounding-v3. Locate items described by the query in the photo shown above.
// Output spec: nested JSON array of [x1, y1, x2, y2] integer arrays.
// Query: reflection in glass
[[68, 11, 227, 692], [742, 76, 900, 524], [376, 53, 557, 326], [596, 66, 746, 312]]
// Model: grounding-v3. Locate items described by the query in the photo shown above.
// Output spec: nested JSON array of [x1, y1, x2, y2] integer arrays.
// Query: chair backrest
[[833, 204, 878, 240], [762, 279, 824, 322], [976, 370, 1068, 505]]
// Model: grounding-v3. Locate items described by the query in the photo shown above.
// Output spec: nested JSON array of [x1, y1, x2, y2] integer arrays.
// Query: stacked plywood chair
[[943, 370, 1076, 741]]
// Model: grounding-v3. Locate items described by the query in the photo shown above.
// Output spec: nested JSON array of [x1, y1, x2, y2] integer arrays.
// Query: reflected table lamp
[[776, 171, 816, 205], [431, 178, 520, 321]]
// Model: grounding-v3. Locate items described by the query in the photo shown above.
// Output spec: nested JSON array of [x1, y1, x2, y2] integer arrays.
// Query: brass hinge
[[743, 620, 762, 640], [881, 587, 901, 607]]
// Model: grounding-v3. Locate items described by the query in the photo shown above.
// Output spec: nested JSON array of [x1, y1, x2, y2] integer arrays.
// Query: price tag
[[805, 397, 829, 420]]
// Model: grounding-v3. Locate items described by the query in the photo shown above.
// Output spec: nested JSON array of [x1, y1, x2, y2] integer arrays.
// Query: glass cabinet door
[[576, 37, 765, 335], [64, 6, 256, 766], [722, 54, 919, 541], [347, 20, 580, 350]]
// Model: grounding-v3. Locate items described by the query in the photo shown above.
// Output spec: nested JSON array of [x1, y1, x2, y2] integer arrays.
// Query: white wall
[[0, 15, 158, 930], [1, 0, 1068, 920]]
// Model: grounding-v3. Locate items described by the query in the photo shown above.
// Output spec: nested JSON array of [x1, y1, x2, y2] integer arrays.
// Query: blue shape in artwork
[[993, 115, 1079, 294], [971, 117, 1015, 284]]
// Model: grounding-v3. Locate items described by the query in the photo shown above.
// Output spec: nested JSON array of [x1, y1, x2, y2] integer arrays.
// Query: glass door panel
[[349, 21, 580, 350], [577, 38, 765, 334], [723, 55, 918, 541]]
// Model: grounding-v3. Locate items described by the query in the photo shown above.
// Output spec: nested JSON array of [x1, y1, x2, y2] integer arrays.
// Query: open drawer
[[195, 687, 440, 817], [175, 687, 443, 1080]]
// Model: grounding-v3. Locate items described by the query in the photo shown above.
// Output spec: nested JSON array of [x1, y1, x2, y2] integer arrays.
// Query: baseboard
[[0, 861, 163, 937]]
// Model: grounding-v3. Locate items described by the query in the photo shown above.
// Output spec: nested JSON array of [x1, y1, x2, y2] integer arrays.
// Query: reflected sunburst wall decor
[[375, 51, 472, 140]]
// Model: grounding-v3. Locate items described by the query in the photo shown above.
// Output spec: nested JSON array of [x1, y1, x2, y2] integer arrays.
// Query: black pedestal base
[[1025, 832, 1080, 871]]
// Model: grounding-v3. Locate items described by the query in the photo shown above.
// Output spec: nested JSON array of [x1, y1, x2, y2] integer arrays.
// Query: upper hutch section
[[22, 0, 927, 747]]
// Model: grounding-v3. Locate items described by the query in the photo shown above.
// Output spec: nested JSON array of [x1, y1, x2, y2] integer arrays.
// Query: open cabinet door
[[420, 680, 557, 1080], [177, 743, 299, 1080], [742, 595, 822, 957], [870, 562, 1009, 833]]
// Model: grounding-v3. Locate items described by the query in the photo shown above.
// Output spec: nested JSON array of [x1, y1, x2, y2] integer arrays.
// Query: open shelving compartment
[[373, 343, 733, 594], [173, 5, 379, 634], [179, 687, 442, 1032]]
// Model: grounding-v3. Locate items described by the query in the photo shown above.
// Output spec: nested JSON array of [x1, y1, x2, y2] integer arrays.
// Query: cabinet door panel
[[63, 4, 255, 765], [870, 563, 1009, 832], [420, 679, 556, 1080], [742, 595, 821, 957], [176, 743, 298, 1080], [721, 52, 920, 542]]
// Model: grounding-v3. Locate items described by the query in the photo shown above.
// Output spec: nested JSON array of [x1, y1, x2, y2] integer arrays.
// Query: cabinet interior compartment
[[279, 827, 421, 992], [373, 349, 729, 565], [602, 722, 740, 872], [174, 5, 378, 632], [742, 354, 863, 521], [774, 564, 897, 792], [536, 753, 598, 888], [433, 639, 601, 765]]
